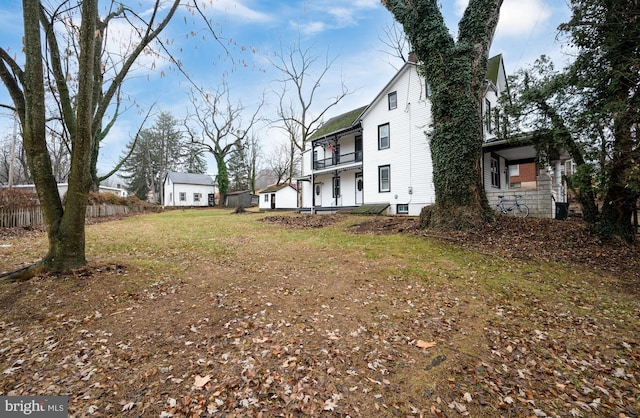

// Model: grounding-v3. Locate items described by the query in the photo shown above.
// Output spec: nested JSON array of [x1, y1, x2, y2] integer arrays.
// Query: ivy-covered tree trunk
[[215, 153, 229, 207], [598, 103, 638, 240], [384, 0, 502, 229]]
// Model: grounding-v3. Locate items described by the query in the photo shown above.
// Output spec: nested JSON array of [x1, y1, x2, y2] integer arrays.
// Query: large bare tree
[[270, 40, 350, 183], [383, 0, 503, 229], [0, 0, 180, 280], [186, 83, 263, 205]]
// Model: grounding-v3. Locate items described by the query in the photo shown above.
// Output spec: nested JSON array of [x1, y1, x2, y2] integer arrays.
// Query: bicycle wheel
[[513, 204, 529, 218]]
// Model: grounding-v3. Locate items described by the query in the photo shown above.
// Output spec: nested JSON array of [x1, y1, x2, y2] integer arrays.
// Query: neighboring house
[[298, 54, 570, 218], [259, 183, 298, 211], [163, 172, 216, 207], [5, 183, 129, 198]]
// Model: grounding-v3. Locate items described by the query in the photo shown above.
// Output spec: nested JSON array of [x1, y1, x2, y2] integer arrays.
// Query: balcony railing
[[313, 151, 362, 170]]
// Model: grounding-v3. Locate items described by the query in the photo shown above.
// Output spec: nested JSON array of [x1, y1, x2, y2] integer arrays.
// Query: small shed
[[224, 190, 255, 208], [163, 172, 216, 207], [259, 183, 298, 211]]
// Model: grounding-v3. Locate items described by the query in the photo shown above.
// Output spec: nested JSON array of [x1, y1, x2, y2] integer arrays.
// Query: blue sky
[[0, 0, 571, 180]]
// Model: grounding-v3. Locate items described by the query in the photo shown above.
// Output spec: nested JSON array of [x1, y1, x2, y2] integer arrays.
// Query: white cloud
[[453, 0, 551, 39], [294, 20, 328, 37], [455, 0, 469, 16], [200, 0, 271, 23], [496, 0, 551, 38], [288, 0, 383, 37]]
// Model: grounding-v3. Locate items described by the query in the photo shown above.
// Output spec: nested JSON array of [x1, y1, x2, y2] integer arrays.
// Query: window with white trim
[[179, 192, 186, 201], [379, 165, 390, 192], [490, 156, 500, 188], [509, 164, 520, 177], [378, 123, 390, 150], [388, 91, 397, 110], [194, 193, 201, 202], [484, 98, 493, 134]]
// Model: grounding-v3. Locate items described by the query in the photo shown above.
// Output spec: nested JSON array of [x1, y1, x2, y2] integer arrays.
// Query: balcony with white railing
[[313, 150, 363, 171]]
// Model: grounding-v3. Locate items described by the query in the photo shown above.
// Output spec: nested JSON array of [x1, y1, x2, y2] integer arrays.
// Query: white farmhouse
[[297, 54, 570, 217], [163, 172, 216, 207], [359, 58, 435, 216]]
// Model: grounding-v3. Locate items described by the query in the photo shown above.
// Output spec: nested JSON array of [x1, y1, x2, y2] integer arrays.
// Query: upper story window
[[484, 98, 493, 134], [388, 91, 397, 110], [378, 123, 390, 150]]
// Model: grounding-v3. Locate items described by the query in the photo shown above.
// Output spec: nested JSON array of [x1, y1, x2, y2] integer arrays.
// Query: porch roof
[[309, 106, 366, 141]]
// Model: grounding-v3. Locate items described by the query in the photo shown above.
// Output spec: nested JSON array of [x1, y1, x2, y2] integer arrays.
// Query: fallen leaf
[[416, 340, 437, 349], [193, 374, 211, 388], [121, 401, 135, 411]]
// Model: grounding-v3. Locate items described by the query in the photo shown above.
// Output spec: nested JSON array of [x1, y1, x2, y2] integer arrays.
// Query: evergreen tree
[[227, 141, 249, 192], [120, 112, 185, 202], [181, 142, 207, 174]]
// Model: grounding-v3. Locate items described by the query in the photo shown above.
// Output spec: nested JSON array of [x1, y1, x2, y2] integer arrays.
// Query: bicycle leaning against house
[[495, 195, 529, 218]]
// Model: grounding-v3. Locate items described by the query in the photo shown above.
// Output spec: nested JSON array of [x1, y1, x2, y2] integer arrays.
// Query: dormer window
[[388, 91, 397, 110]]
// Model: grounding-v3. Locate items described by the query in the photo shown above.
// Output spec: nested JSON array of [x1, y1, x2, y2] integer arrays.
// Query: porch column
[[311, 173, 315, 215]]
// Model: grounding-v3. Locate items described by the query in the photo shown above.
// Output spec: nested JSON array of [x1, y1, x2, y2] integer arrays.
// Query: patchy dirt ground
[[0, 213, 638, 417]]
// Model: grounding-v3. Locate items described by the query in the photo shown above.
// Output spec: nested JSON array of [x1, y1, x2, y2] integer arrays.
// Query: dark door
[[270, 193, 276, 209]]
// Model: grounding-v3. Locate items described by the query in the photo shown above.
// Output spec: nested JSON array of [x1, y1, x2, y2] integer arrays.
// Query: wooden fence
[[0, 204, 129, 228]]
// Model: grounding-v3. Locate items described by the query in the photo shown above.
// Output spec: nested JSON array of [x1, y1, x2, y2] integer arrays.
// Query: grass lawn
[[0, 209, 638, 417]]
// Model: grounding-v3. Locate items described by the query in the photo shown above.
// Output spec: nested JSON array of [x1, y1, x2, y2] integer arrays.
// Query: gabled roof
[[259, 183, 297, 194], [486, 54, 501, 84], [308, 105, 367, 141], [165, 172, 214, 186], [486, 54, 508, 95], [359, 61, 418, 120], [360, 54, 506, 121]]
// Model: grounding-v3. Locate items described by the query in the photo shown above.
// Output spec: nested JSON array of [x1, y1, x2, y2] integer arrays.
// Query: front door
[[355, 173, 363, 205], [270, 193, 276, 209], [314, 183, 322, 206]]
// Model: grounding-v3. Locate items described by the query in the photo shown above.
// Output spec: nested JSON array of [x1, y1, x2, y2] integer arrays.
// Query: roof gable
[[260, 183, 296, 194], [486, 54, 508, 95], [166, 172, 214, 186], [360, 61, 417, 120]]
